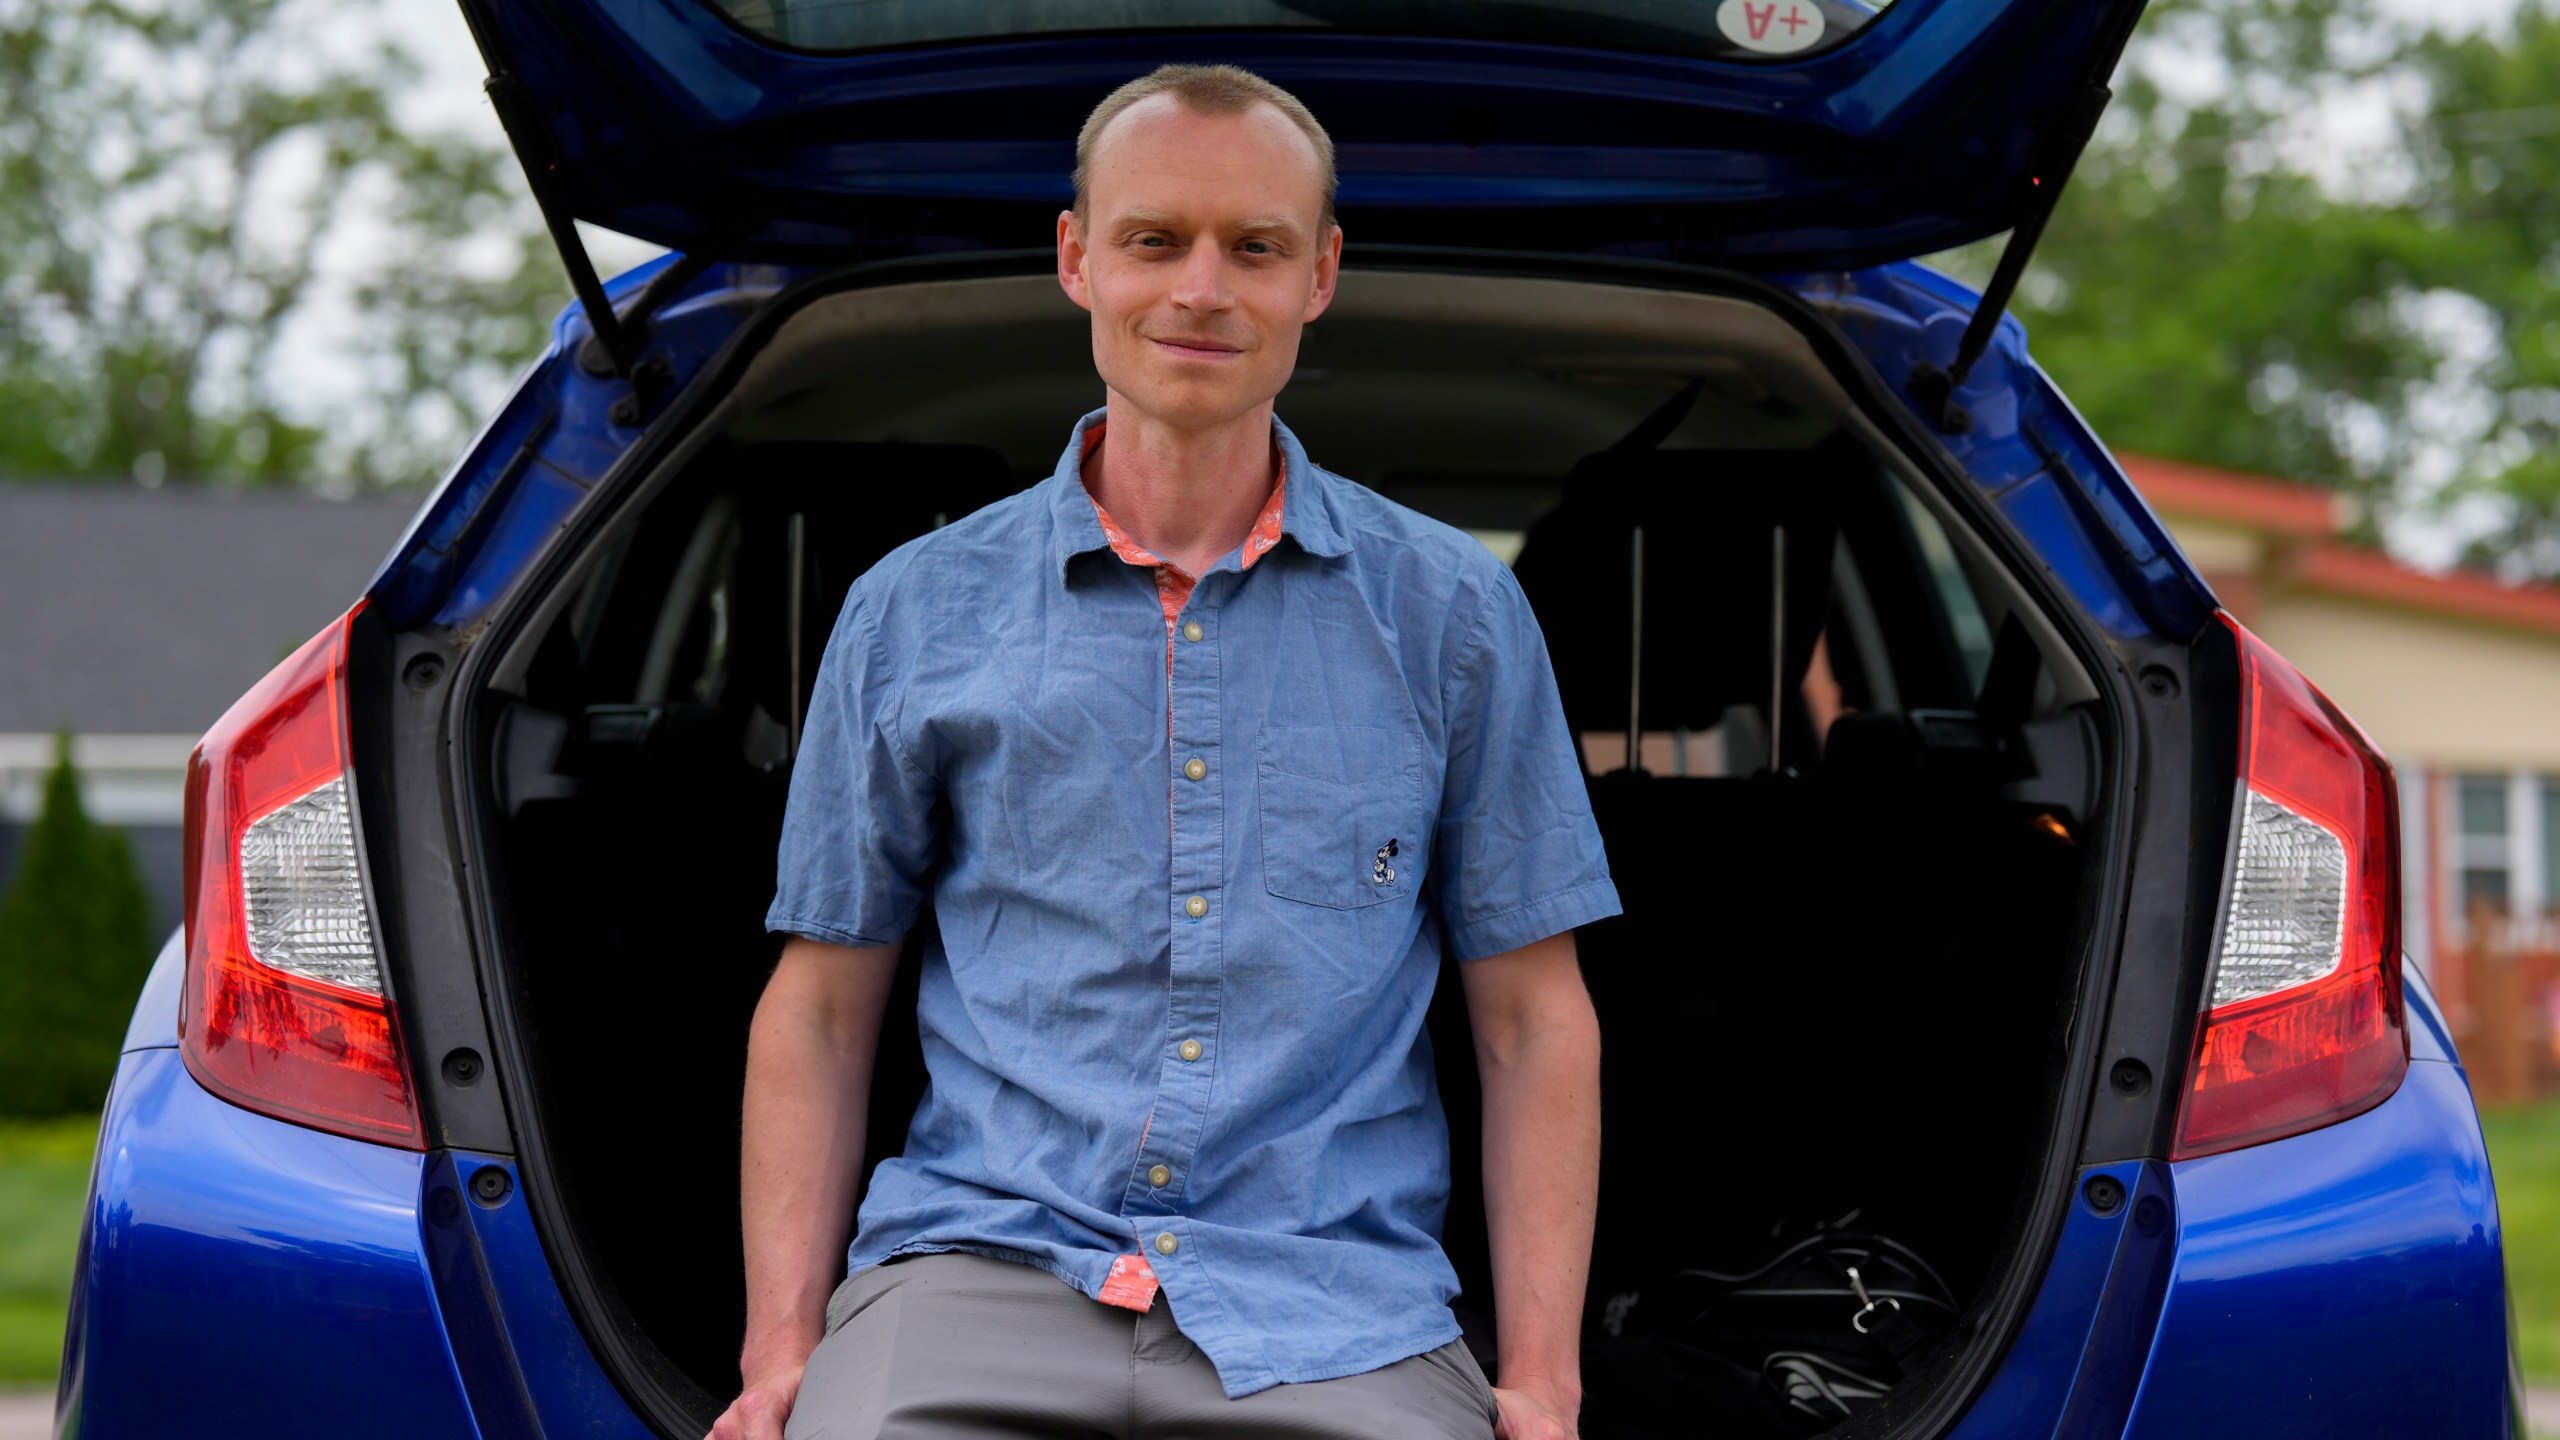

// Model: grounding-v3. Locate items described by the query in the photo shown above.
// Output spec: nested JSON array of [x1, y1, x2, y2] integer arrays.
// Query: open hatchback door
[[459, 0, 2147, 273]]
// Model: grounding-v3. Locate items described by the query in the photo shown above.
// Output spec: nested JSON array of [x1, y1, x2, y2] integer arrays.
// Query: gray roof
[[0, 485, 420, 735]]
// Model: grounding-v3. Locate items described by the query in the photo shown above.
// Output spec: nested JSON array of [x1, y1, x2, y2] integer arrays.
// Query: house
[[0, 486, 419, 937]]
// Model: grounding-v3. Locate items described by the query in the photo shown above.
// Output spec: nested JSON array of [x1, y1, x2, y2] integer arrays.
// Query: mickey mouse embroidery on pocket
[[1258, 727, 1420, 910]]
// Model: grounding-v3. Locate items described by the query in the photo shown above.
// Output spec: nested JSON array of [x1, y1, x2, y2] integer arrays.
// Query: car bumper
[[2125, 1053, 2516, 1437], [1948, 1048, 2516, 1440], [57, 1044, 645, 1439], [62, 1015, 2515, 1438]]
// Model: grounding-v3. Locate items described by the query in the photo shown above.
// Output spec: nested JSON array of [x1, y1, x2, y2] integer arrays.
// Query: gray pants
[[785, 1252, 1500, 1440]]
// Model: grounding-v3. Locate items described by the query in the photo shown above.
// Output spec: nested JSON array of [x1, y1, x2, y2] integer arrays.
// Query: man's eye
[[1135, 235, 1170, 248], [1240, 240, 1272, 255]]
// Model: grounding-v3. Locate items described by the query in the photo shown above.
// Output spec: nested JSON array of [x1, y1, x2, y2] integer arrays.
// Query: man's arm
[[709, 935, 904, 1440], [1462, 928, 1601, 1440]]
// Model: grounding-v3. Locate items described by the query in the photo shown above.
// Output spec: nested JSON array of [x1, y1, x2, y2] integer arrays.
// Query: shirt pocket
[[1257, 726, 1424, 911]]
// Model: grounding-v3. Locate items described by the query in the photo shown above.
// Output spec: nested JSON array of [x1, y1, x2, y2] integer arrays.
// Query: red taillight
[[181, 602, 422, 1149], [2173, 613, 2406, 1160]]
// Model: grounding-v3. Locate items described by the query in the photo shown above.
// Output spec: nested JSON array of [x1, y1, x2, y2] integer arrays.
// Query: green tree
[[0, 736, 156, 1117], [1938, 0, 2560, 572], [0, 0, 563, 490], [2404, 5, 2560, 575]]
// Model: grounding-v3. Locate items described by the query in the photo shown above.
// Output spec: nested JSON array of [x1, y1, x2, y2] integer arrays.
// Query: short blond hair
[[1073, 64, 1337, 232]]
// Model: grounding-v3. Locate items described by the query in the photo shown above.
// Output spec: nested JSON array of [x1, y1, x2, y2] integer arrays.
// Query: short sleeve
[[764, 585, 942, 949], [1432, 566, 1621, 961]]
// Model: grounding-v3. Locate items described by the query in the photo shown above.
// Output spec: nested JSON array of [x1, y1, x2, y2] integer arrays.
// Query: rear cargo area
[[467, 270, 2107, 1437]]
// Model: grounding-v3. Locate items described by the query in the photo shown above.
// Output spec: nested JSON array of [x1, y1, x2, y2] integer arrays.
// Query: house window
[[2456, 774, 2512, 919], [2544, 778, 2560, 917]]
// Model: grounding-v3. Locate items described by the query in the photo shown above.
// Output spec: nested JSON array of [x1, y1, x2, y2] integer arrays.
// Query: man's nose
[[1168, 243, 1234, 313]]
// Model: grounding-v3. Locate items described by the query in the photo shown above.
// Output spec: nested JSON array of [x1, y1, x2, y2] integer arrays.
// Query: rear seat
[[1511, 439, 1869, 1287], [1432, 431, 2076, 1330]]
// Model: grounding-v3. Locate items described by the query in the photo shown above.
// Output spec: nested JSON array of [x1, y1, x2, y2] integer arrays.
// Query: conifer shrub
[[0, 736, 156, 1117]]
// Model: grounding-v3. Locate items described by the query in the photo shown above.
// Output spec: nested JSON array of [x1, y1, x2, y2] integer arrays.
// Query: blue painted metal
[[419, 1152, 655, 1437], [1945, 1153, 2170, 1434], [1928, 1040, 2508, 1438], [457, 0, 2142, 269], [63, 1038, 656, 1438], [59, 1049, 481, 1438], [1801, 262, 2217, 641], [2123, 1056, 2513, 1438], [368, 258, 788, 628]]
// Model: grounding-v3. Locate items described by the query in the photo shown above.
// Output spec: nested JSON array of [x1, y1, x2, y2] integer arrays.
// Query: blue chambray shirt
[[766, 408, 1619, 1398]]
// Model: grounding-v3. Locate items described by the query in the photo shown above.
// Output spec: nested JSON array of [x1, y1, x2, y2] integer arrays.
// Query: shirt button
[[1184, 757, 1207, 781], [1184, 895, 1208, 919], [1181, 620, 1204, 643], [1155, 1232, 1179, 1256], [1179, 1038, 1203, 1062], [1148, 1164, 1172, 1188]]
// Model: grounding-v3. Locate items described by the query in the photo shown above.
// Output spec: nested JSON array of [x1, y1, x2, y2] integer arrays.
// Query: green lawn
[[0, 1118, 94, 1385], [2483, 1098, 2560, 1384]]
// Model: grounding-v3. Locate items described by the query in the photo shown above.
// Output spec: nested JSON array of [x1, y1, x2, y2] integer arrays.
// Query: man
[[710, 64, 1615, 1440]]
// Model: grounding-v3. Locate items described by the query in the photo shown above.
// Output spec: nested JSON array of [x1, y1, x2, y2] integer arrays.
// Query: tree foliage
[[0, 737, 155, 1118], [0, 0, 562, 490], [1954, 0, 2560, 574]]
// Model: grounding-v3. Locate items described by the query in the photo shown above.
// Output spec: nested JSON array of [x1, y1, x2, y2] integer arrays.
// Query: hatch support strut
[[484, 71, 718, 423], [1908, 80, 2115, 435]]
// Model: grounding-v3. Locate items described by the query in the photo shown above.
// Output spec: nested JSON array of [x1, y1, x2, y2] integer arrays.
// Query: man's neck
[[1082, 392, 1279, 578]]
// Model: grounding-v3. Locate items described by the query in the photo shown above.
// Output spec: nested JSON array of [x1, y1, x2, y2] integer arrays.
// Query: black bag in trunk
[[1581, 1223, 1959, 1438]]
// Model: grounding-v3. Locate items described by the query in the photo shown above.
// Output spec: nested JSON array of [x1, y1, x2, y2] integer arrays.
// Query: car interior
[[474, 269, 2107, 1436]]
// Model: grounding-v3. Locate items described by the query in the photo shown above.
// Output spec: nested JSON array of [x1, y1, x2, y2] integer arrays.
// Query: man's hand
[[707, 1356, 809, 1440], [1491, 1380, 1580, 1440]]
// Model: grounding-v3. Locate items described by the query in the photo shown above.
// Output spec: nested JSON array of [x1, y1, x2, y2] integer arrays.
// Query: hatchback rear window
[[705, 0, 1894, 62]]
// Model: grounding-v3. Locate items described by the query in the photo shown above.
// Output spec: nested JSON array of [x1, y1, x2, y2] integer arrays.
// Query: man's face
[[1058, 94, 1341, 434]]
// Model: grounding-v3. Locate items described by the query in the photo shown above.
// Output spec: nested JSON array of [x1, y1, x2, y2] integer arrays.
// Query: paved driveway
[[0, 1391, 48, 1440]]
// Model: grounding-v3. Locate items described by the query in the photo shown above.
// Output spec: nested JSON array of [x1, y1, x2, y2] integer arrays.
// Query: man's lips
[[1149, 336, 1245, 359]]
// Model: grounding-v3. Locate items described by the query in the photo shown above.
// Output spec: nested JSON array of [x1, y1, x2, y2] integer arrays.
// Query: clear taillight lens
[[2174, 614, 2406, 1160], [181, 603, 422, 1149], [239, 776, 380, 993], [2210, 790, 2348, 1007]]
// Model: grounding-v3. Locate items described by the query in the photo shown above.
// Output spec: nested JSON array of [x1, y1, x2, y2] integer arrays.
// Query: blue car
[[56, 1, 2518, 1436]]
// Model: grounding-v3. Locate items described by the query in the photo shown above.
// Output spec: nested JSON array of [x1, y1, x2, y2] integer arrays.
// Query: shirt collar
[[1047, 406, 1351, 582]]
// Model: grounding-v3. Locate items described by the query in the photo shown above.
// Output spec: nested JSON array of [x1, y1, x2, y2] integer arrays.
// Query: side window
[[2456, 774, 2512, 920], [634, 492, 740, 706], [1892, 481, 1996, 697], [1521, 443, 2005, 778], [1818, 533, 1894, 718]]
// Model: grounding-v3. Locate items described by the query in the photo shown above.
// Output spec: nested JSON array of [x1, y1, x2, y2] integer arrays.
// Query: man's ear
[[1302, 223, 1343, 324], [1057, 210, 1094, 313]]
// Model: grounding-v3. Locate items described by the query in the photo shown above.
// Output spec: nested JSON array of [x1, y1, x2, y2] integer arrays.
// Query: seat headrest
[[729, 441, 1018, 729], [1511, 434, 1863, 745]]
